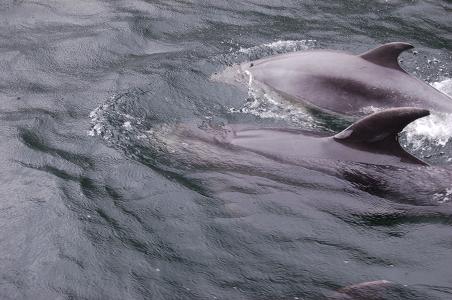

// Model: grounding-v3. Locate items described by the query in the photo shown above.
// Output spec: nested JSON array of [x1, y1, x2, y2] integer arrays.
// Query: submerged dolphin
[[328, 280, 439, 300], [217, 107, 429, 166], [237, 42, 452, 115]]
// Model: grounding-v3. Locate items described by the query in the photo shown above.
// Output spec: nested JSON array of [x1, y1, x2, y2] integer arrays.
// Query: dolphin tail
[[334, 107, 430, 165], [359, 42, 414, 71]]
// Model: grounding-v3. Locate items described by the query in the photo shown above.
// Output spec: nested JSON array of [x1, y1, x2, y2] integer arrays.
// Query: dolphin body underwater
[[236, 42, 452, 115], [328, 280, 440, 300]]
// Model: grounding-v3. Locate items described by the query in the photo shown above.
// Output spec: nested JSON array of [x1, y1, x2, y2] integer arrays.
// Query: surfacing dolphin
[[163, 106, 452, 204], [237, 42, 452, 115], [217, 107, 429, 166]]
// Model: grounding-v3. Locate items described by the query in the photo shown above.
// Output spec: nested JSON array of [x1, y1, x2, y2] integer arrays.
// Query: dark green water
[[1, 1, 451, 299]]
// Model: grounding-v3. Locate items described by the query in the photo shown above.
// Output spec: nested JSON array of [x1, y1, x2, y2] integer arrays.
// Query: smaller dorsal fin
[[359, 42, 414, 71], [334, 107, 429, 143]]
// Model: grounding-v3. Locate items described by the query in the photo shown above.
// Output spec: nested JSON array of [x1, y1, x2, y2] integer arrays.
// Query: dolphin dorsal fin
[[334, 108, 429, 164], [333, 107, 430, 165], [334, 107, 429, 143], [359, 42, 414, 71]]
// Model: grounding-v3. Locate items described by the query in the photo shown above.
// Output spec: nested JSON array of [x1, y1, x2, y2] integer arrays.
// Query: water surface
[[1, 1, 452, 299]]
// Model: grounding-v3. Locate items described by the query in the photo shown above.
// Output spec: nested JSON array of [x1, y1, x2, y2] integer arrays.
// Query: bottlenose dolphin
[[328, 280, 439, 300], [237, 42, 452, 115], [216, 107, 429, 166], [159, 107, 452, 204]]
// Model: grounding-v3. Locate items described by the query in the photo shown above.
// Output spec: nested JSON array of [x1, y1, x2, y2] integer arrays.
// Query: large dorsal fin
[[334, 107, 429, 143], [359, 42, 414, 71], [334, 107, 429, 164]]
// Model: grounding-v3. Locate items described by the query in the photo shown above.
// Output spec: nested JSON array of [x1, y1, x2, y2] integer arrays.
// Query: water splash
[[403, 112, 452, 147], [228, 69, 337, 132], [400, 78, 452, 163], [217, 39, 317, 66], [88, 92, 147, 143], [432, 78, 452, 96], [237, 39, 317, 61], [434, 187, 452, 204]]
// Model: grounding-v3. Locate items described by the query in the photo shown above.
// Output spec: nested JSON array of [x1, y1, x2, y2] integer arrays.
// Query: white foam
[[88, 94, 143, 140], [434, 187, 452, 204], [432, 78, 452, 97], [402, 78, 452, 147], [88, 96, 115, 138], [403, 112, 452, 147], [359, 106, 383, 114], [122, 121, 132, 130], [238, 39, 316, 55], [228, 69, 322, 130], [235, 39, 316, 62]]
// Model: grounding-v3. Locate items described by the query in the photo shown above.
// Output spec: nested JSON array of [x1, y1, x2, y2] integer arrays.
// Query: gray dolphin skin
[[329, 280, 397, 300], [220, 107, 429, 166], [328, 280, 438, 300], [240, 42, 452, 115]]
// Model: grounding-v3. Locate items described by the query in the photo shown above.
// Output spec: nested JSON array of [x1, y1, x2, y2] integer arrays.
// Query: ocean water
[[1, 1, 451, 299]]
